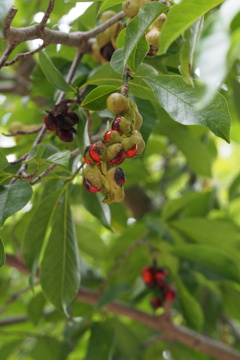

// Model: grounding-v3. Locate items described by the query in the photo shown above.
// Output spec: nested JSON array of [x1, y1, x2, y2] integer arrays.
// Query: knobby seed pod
[[104, 130, 122, 145], [122, 0, 140, 18], [83, 164, 103, 192], [107, 93, 130, 115], [112, 116, 132, 134], [89, 141, 106, 162]]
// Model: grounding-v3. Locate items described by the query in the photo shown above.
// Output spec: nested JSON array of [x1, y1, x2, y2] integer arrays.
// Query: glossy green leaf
[[159, 0, 225, 54], [110, 48, 125, 74], [123, 2, 168, 68], [98, 283, 132, 307], [196, 12, 230, 108], [47, 150, 71, 167], [84, 322, 115, 360], [173, 275, 204, 330], [127, 35, 149, 73], [0, 150, 8, 169], [143, 75, 231, 142], [172, 244, 240, 283], [81, 190, 111, 230], [76, 225, 107, 260], [0, 179, 32, 227], [0, 340, 24, 360], [23, 189, 64, 270], [38, 51, 75, 92], [157, 109, 213, 176], [179, 18, 204, 86], [98, 0, 123, 15], [81, 85, 119, 110], [40, 190, 80, 315], [0, 238, 5, 267]]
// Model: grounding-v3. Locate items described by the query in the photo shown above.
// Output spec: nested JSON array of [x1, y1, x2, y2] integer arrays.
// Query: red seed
[[125, 143, 137, 158], [56, 129, 74, 142], [109, 150, 125, 165], [151, 297, 163, 310], [165, 287, 176, 302], [83, 178, 101, 193], [112, 117, 121, 132], [44, 113, 58, 131], [84, 157, 92, 164], [141, 266, 155, 285], [104, 130, 113, 143], [89, 143, 101, 162], [114, 168, 126, 186]]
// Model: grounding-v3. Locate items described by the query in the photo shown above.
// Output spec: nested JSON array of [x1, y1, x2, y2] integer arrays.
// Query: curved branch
[[5, 254, 240, 360]]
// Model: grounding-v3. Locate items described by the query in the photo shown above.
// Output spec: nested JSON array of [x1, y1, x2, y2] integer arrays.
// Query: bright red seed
[[165, 287, 176, 302], [141, 266, 155, 284], [83, 178, 101, 193], [125, 143, 137, 158], [109, 150, 125, 165], [89, 143, 101, 162], [112, 117, 121, 132], [84, 157, 92, 164], [104, 130, 113, 143]]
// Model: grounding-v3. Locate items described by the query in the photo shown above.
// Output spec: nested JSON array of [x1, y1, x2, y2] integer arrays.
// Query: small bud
[[44, 113, 58, 131]]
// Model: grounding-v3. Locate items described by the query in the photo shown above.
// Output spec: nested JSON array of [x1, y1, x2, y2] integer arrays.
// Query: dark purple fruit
[[114, 167, 126, 186], [56, 129, 74, 142], [44, 113, 58, 131]]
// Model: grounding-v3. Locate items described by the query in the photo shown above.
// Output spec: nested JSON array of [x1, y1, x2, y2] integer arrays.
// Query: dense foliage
[[0, 0, 240, 359]]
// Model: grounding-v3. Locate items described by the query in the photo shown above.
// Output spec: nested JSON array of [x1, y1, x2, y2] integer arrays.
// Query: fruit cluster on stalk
[[142, 264, 176, 310], [83, 92, 145, 204]]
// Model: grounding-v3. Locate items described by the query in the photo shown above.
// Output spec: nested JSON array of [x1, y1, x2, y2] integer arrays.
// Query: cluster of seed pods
[[141, 265, 176, 310], [145, 13, 167, 57], [44, 104, 79, 142], [83, 92, 145, 204]]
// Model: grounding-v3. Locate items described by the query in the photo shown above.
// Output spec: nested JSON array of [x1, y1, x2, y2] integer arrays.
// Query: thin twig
[[3, 6, 18, 38], [39, 0, 55, 31], [9, 154, 28, 165], [3, 126, 42, 137], [4, 43, 47, 66], [0, 44, 17, 68]]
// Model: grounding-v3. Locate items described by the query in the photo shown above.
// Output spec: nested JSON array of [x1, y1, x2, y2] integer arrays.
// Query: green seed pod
[[103, 186, 125, 204], [83, 164, 103, 189], [122, 0, 140, 18], [121, 136, 135, 153], [106, 143, 123, 162], [149, 13, 167, 31], [134, 112, 143, 130], [100, 10, 116, 22], [104, 129, 122, 145], [107, 93, 130, 115], [103, 167, 126, 204], [131, 130, 145, 155], [145, 28, 160, 47]]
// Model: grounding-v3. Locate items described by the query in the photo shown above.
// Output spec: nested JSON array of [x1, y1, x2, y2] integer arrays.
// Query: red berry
[[104, 130, 113, 143], [89, 143, 102, 162], [44, 113, 58, 131], [112, 117, 121, 132], [83, 146, 93, 164], [114, 168, 126, 186], [56, 129, 74, 142], [151, 297, 163, 310], [165, 287, 176, 302], [141, 266, 155, 285], [83, 178, 101, 193], [125, 143, 137, 158], [109, 149, 125, 165]]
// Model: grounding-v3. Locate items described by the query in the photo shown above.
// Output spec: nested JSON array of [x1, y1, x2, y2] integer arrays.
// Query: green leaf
[[40, 190, 80, 315], [0, 179, 32, 227], [38, 51, 75, 92], [163, 192, 205, 220], [123, 2, 168, 68], [110, 48, 125, 74], [179, 18, 204, 86], [27, 292, 46, 325], [84, 322, 115, 360], [31, 336, 69, 360], [157, 109, 213, 176], [82, 190, 111, 230], [143, 75, 231, 142], [173, 275, 204, 330], [172, 244, 240, 283], [195, 12, 230, 108], [0, 150, 8, 169], [0, 238, 5, 267], [23, 189, 64, 271], [98, 0, 123, 15], [81, 85, 119, 110], [159, 0, 225, 54], [47, 150, 71, 167], [98, 283, 132, 307], [76, 225, 107, 260]]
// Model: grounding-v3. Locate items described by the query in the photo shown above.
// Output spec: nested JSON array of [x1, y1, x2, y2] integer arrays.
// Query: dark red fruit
[[104, 130, 113, 143], [112, 117, 121, 132], [65, 110, 79, 125], [44, 113, 58, 131], [114, 168, 126, 186], [89, 143, 102, 162], [109, 149, 125, 165], [165, 287, 176, 302], [141, 266, 155, 285], [151, 297, 163, 310], [125, 143, 137, 158], [56, 129, 74, 142], [83, 178, 101, 193]]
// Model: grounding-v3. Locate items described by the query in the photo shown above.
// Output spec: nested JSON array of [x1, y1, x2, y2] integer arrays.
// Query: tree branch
[[5, 253, 240, 360]]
